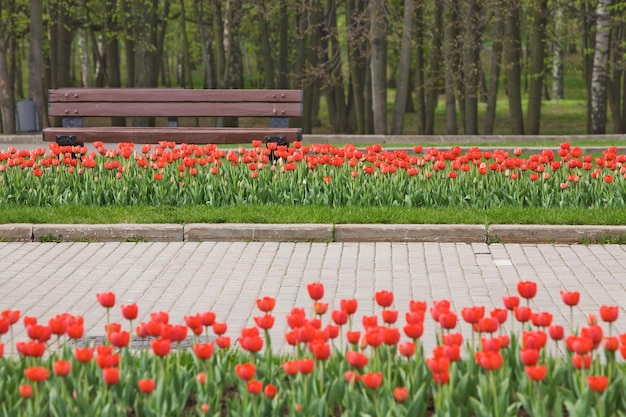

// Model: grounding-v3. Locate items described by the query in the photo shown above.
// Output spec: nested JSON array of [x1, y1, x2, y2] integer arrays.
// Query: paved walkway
[[2, 240, 625, 355]]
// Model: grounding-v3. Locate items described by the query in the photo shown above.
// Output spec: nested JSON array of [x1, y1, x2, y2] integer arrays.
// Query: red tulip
[[96, 292, 115, 308], [346, 330, 361, 344], [461, 306, 485, 324], [53, 360, 71, 377], [282, 360, 299, 376], [313, 302, 328, 315], [264, 383, 278, 399], [502, 296, 520, 310], [581, 325, 603, 348], [194, 342, 214, 360], [235, 363, 256, 380], [522, 331, 547, 350], [531, 312, 553, 328], [442, 332, 463, 346], [2, 309, 20, 325], [517, 281, 537, 300], [121, 303, 138, 320], [19, 384, 33, 399], [549, 324, 564, 341], [383, 327, 401, 345], [298, 359, 315, 374], [409, 300, 427, 312], [0, 318, 8, 335], [102, 367, 119, 385], [406, 311, 425, 324], [212, 322, 227, 335], [381, 309, 398, 324], [340, 299, 358, 314], [478, 317, 499, 334], [346, 351, 369, 368], [375, 290, 394, 308], [306, 282, 324, 300], [216, 336, 231, 349], [604, 336, 619, 352], [560, 290, 580, 306], [151, 338, 171, 357], [325, 324, 340, 339], [427, 356, 450, 374], [361, 372, 383, 389], [490, 308, 508, 324], [138, 378, 156, 394], [514, 306, 532, 323], [398, 341, 415, 357], [108, 331, 130, 348], [481, 337, 501, 352], [475, 351, 503, 371], [24, 366, 50, 382], [587, 375, 609, 393], [256, 296, 276, 312], [309, 341, 331, 360], [16, 341, 46, 357], [96, 353, 120, 369], [48, 315, 68, 335], [520, 348, 540, 366], [599, 306, 619, 323], [525, 365, 547, 381], [253, 314, 275, 330], [331, 310, 348, 325], [438, 312, 457, 329], [345, 370, 360, 383], [247, 380, 263, 395], [74, 347, 94, 363], [200, 311, 216, 326], [403, 323, 424, 339], [432, 372, 450, 385], [239, 335, 263, 353], [364, 327, 384, 347], [572, 354, 592, 370], [394, 387, 409, 402]]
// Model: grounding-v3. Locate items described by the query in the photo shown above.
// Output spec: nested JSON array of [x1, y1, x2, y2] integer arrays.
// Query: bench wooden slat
[[43, 127, 302, 144], [49, 88, 303, 103], [49, 102, 302, 118]]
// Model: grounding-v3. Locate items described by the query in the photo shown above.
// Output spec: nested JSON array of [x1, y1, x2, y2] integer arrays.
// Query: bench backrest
[[48, 88, 303, 118]]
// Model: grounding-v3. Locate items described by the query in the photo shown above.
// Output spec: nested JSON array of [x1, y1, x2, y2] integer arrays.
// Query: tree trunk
[[77, 29, 92, 87], [132, 0, 160, 126], [425, 1, 443, 135], [193, 1, 214, 89], [503, 0, 524, 134], [258, 1, 275, 89], [552, 6, 565, 100], [414, 2, 426, 134], [0, 36, 16, 133], [484, 0, 505, 135], [179, 0, 193, 88], [324, 0, 348, 133], [29, 0, 48, 129], [581, 0, 595, 133], [211, 0, 226, 90], [277, 0, 289, 89], [369, 0, 387, 134], [390, 0, 415, 135], [590, 0, 612, 134], [526, 0, 547, 135], [346, 0, 369, 133], [461, 0, 482, 135], [443, 0, 459, 134]]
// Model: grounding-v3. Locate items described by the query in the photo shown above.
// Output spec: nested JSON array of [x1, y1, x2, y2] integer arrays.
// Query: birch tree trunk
[[369, 0, 387, 134], [590, 0, 612, 134], [78, 29, 92, 87], [552, 6, 564, 100], [390, 0, 414, 135]]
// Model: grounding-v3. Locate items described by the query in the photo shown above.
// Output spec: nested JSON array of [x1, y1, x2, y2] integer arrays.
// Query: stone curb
[[487, 224, 626, 244], [2, 223, 625, 244]]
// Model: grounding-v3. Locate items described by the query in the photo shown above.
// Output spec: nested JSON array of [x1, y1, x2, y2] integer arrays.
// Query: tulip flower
[[53, 360, 72, 377], [587, 375, 609, 393], [394, 387, 409, 402], [331, 309, 348, 326], [74, 347, 94, 363], [525, 364, 547, 381], [264, 383, 278, 399], [361, 372, 383, 389], [600, 306, 619, 323], [374, 290, 394, 308], [298, 359, 315, 374], [96, 292, 116, 308], [549, 324, 564, 342], [212, 322, 227, 336], [403, 322, 424, 340], [560, 290, 580, 306], [461, 306, 485, 324], [150, 338, 171, 357], [340, 299, 358, 315], [193, 342, 214, 360], [398, 341, 415, 357], [502, 295, 520, 310], [121, 303, 138, 321], [346, 351, 369, 368], [306, 282, 324, 300], [253, 314, 275, 330], [24, 366, 50, 383], [520, 348, 540, 366], [381, 309, 398, 324], [19, 384, 33, 399], [138, 378, 156, 394], [108, 330, 130, 348], [572, 354, 592, 370], [255, 296, 276, 312], [102, 367, 120, 385], [200, 311, 216, 327], [475, 351, 503, 371], [235, 363, 256, 380], [517, 281, 537, 302]]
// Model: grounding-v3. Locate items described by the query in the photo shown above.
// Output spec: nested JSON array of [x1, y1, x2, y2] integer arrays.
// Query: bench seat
[[43, 88, 303, 146]]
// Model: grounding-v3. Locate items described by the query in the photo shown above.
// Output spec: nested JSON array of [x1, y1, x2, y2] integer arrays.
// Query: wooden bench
[[43, 88, 303, 146]]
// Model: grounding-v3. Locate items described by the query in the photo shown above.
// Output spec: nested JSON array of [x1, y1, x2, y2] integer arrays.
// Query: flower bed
[[0, 141, 624, 208], [1, 281, 624, 416]]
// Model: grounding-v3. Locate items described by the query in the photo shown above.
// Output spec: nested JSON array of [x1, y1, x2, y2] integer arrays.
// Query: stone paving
[[2, 240, 625, 355]]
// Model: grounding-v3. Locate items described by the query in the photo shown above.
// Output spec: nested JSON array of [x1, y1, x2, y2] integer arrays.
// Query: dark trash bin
[[15, 99, 40, 132]]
